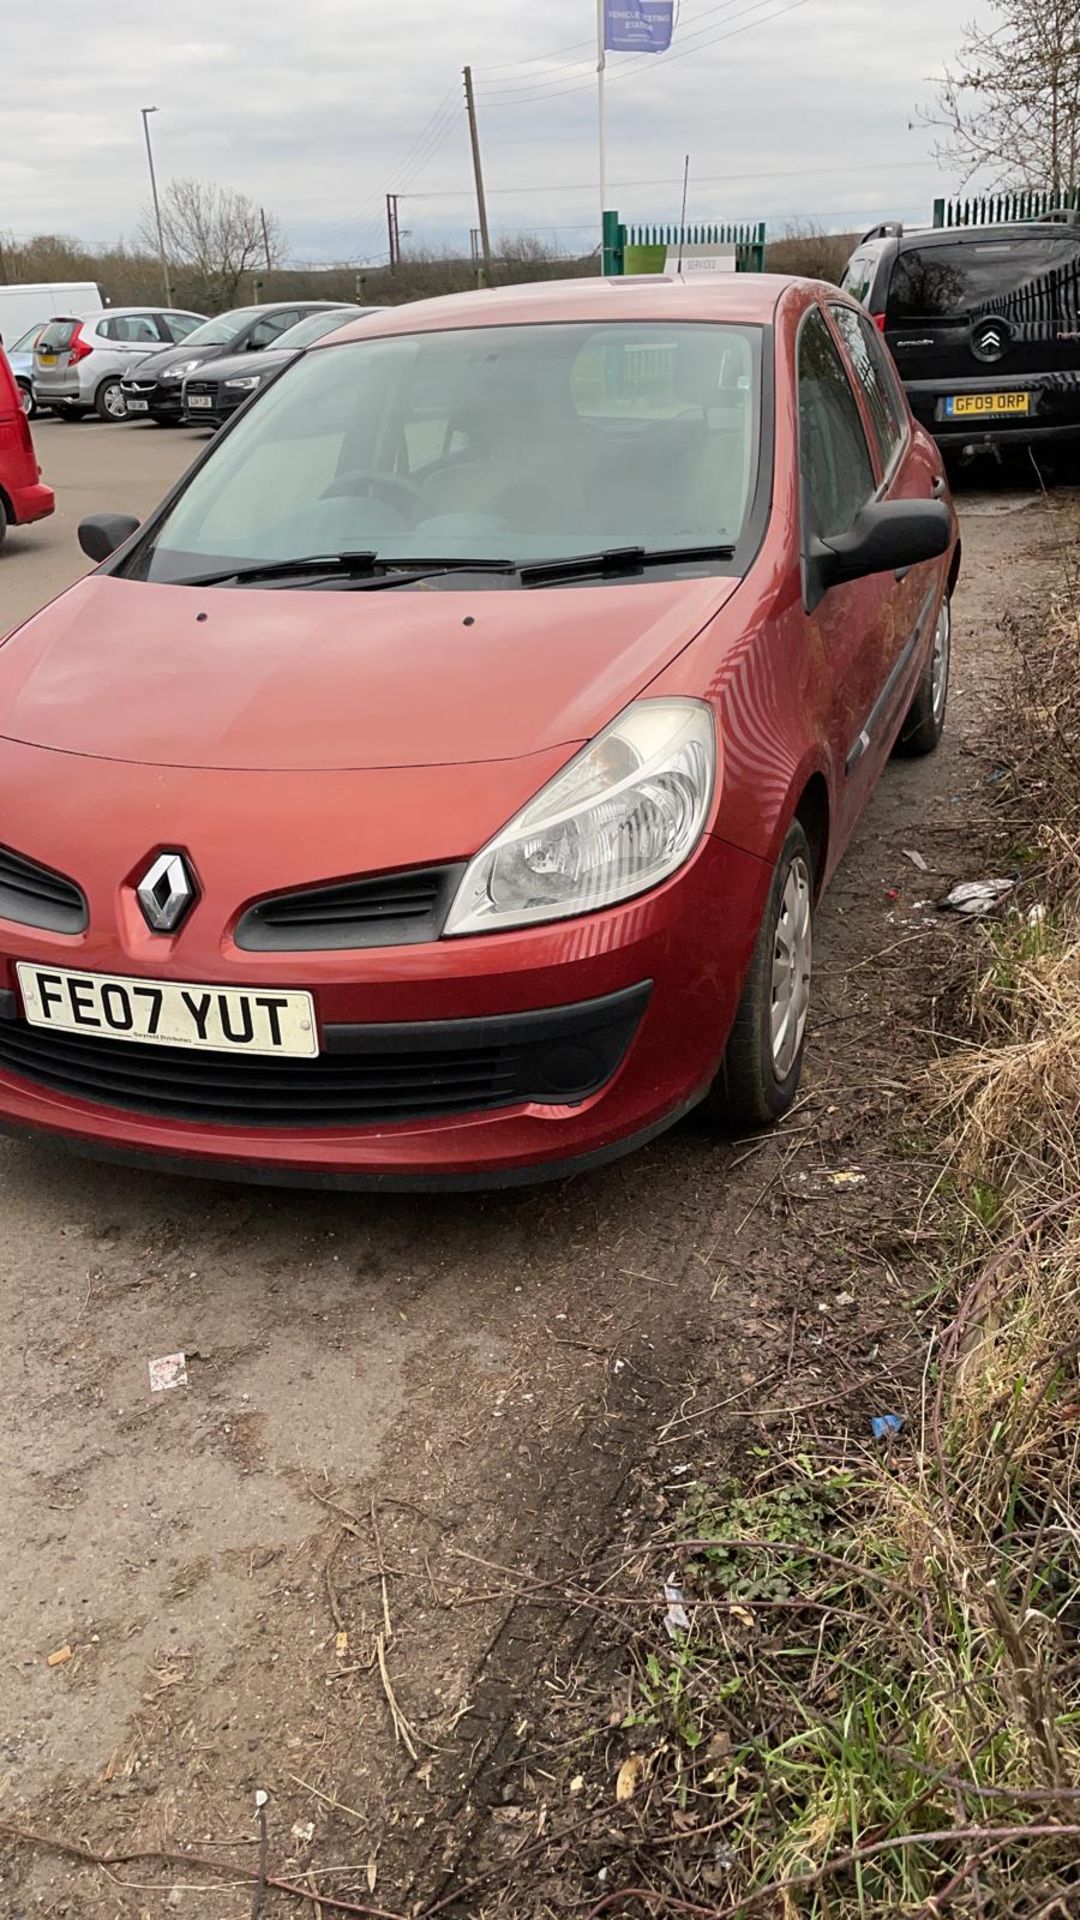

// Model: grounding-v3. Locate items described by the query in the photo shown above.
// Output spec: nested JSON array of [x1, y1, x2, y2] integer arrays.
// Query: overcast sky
[[7, 0, 994, 264]]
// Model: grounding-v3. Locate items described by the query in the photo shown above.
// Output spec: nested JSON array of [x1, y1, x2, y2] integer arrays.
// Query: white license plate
[[16, 963, 318, 1058], [187, 394, 214, 410], [126, 397, 149, 412]]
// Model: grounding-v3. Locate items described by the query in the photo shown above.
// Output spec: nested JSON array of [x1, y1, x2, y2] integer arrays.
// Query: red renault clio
[[0, 276, 956, 1189]]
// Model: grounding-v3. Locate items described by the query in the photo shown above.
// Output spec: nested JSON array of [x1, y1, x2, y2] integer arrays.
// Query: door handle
[[931, 474, 947, 498]]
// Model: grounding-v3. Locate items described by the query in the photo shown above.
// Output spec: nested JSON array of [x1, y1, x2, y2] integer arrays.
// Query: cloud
[[5, 0, 993, 263]]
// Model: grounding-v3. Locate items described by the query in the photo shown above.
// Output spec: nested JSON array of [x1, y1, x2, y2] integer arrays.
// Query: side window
[[829, 305, 906, 472], [797, 308, 876, 542], [249, 310, 300, 349], [103, 314, 159, 344]]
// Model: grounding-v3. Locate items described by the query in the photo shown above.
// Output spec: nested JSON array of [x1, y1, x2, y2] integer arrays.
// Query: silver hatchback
[[33, 307, 206, 421]]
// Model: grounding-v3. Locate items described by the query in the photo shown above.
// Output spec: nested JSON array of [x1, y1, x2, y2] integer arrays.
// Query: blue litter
[[871, 1414, 903, 1440]]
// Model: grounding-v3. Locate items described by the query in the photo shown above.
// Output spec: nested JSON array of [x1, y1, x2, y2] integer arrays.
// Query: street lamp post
[[140, 107, 173, 307]]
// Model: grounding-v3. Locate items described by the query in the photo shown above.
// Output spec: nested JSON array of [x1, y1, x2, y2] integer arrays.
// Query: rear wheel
[[893, 595, 950, 757], [704, 820, 815, 1129], [95, 378, 128, 423], [0, 497, 8, 547], [16, 380, 35, 419]]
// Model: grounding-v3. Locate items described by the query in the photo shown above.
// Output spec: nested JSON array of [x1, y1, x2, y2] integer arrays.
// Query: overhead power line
[[476, 0, 812, 107]]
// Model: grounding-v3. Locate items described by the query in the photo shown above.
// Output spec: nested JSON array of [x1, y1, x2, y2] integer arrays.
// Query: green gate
[[602, 211, 766, 276], [932, 188, 1080, 228]]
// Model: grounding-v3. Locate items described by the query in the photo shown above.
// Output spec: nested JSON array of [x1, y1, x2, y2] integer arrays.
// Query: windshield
[[124, 320, 762, 584], [273, 309, 364, 351], [887, 234, 1080, 322], [10, 324, 45, 354], [179, 307, 265, 349]]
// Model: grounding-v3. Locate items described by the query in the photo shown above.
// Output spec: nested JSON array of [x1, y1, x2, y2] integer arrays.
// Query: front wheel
[[703, 820, 815, 1130], [893, 595, 950, 757], [95, 378, 128, 423]]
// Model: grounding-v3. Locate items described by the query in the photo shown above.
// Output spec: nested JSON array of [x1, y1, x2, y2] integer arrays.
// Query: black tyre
[[893, 595, 950, 758], [16, 380, 35, 420], [95, 378, 128, 423], [704, 819, 815, 1130], [0, 496, 8, 548]]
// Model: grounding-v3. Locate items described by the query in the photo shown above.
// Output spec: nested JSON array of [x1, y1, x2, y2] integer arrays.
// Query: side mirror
[[808, 499, 952, 607], [78, 513, 140, 563]]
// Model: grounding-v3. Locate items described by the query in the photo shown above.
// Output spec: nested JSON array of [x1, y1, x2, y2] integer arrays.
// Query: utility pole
[[463, 66, 493, 286], [260, 205, 273, 274], [386, 193, 401, 270], [140, 106, 173, 308]]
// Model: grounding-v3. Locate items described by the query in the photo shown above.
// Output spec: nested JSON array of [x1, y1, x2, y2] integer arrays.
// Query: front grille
[[236, 864, 465, 951], [183, 380, 215, 397], [0, 845, 87, 934], [0, 1021, 515, 1127], [0, 983, 650, 1129]]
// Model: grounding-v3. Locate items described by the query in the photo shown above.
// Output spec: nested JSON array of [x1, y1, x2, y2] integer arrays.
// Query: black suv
[[842, 214, 1080, 454]]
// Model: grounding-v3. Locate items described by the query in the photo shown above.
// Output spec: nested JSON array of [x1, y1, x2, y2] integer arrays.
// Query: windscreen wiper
[[516, 544, 736, 586], [177, 554, 518, 588]]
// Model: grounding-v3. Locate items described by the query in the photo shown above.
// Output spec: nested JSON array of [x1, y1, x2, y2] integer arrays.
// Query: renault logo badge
[[137, 852, 197, 933]]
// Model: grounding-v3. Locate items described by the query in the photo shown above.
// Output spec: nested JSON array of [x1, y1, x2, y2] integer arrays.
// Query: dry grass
[[552, 595, 1080, 1917]]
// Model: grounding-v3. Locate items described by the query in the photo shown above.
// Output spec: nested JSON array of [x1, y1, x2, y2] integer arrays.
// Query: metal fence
[[932, 188, 1080, 228], [602, 212, 766, 276]]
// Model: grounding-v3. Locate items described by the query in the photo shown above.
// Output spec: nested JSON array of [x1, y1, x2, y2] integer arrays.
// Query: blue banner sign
[[603, 0, 675, 53]]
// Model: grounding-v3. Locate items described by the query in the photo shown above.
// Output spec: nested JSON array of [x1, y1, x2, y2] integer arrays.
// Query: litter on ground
[[939, 878, 1016, 916], [148, 1352, 189, 1393]]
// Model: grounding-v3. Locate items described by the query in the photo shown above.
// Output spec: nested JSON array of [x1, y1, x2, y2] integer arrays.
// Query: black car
[[120, 302, 355, 423], [842, 214, 1080, 455], [181, 306, 377, 426]]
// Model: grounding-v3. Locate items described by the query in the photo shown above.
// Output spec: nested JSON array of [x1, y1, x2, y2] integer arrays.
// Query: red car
[[0, 276, 956, 1189], [0, 345, 54, 546]]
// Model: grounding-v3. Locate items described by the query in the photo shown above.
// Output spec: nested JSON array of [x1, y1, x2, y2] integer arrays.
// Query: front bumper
[[122, 379, 182, 418], [0, 833, 770, 1187]]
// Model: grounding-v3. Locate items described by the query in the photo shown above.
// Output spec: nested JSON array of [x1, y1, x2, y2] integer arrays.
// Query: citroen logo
[[972, 317, 1010, 364], [137, 852, 197, 933]]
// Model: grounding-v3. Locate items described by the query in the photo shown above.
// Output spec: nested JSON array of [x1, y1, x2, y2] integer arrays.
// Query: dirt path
[[0, 481, 1064, 1918]]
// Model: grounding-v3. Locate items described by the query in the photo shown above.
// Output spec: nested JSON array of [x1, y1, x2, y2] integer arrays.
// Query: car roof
[[324, 273, 804, 346], [45, 306, 197, 323], [865, 220, 1080, 251]]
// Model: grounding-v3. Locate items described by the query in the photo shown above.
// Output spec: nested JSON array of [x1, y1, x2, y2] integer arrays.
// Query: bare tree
[[922, 0, 1080, 190], [138, 180, 284, 310]]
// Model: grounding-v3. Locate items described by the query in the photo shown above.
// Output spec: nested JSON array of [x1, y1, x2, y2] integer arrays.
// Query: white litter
[[1026, 903, 1047, 929], [902, 849, 929, 872], [148, 1352, 188, 1393], [939, 878, 1016, 916], [663, 1578, 690, 1638]]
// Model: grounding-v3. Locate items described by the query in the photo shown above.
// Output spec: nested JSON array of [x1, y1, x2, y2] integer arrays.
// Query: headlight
[[444, 698, 716, 937], [162, 360, 200, 381], [224, 375, 261, 391]]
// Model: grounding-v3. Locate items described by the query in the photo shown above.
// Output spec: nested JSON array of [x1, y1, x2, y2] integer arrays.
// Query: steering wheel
[[321, 468, 431, 517]]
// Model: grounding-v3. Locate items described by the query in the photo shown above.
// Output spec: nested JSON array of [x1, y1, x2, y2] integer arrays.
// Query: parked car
[[0, 276, 956, 1189], [33, 309, 207, 422], [122, 303, 354, 424], [181, 306, 378, 426], [0, 344, 54, 545], [5, 323, 46, 417], [842, 213, 1080, 455]]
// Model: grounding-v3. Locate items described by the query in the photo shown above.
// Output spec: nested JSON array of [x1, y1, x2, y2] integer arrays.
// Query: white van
[[0, 282, 104, 348]]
